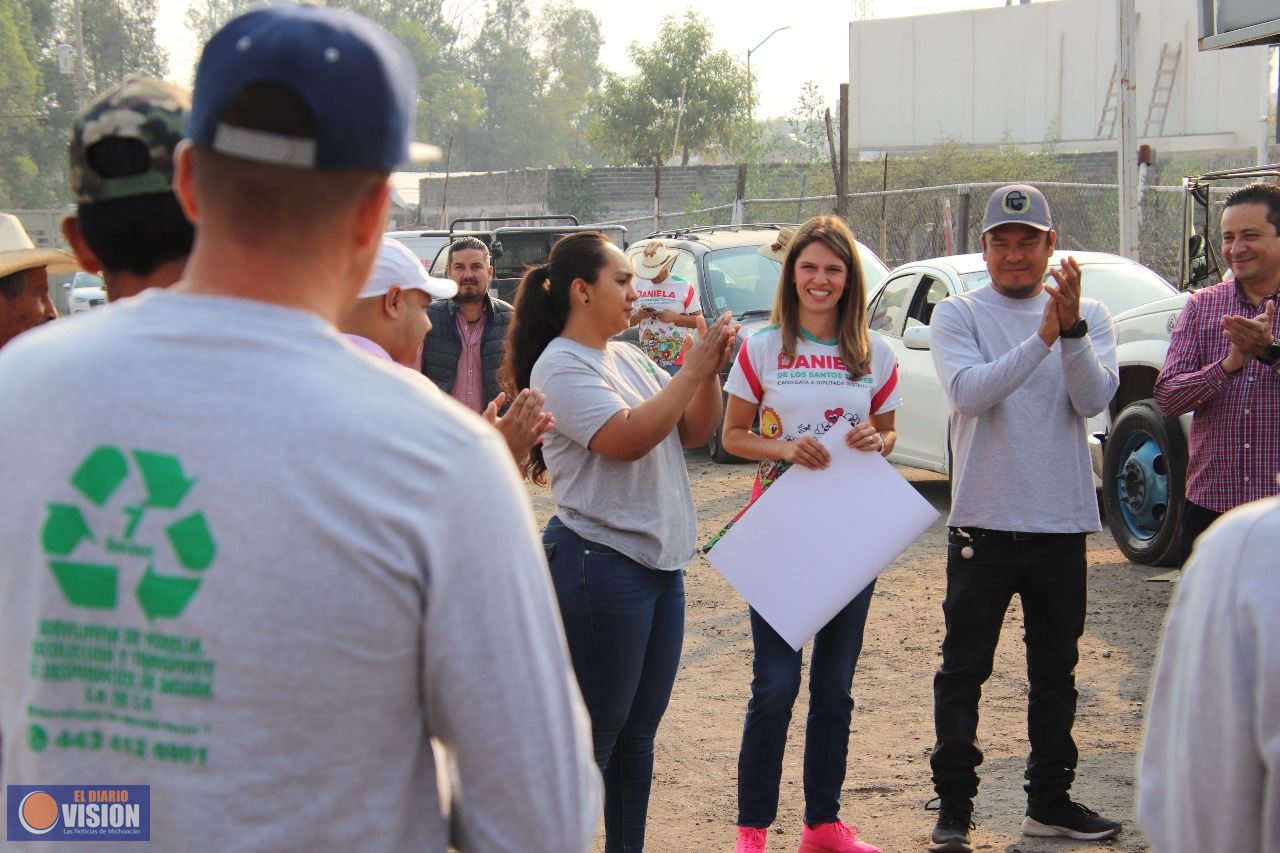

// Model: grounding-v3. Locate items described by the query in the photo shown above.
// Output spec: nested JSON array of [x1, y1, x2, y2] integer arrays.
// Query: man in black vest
[[422, 236, 512, 412]]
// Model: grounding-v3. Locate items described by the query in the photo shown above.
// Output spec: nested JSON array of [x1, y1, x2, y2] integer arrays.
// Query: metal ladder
[[1143, 42, 1182, 138], [1097, 66, 1119, 139]]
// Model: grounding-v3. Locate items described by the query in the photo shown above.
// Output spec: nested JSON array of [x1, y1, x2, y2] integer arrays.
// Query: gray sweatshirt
[[930, 285, 1118, 533], [0, 290, 601, 851]]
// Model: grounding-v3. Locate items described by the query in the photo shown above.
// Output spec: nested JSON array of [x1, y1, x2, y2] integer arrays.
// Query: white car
[[67, 272, 106, 314], [866, 251, 1179, 482]]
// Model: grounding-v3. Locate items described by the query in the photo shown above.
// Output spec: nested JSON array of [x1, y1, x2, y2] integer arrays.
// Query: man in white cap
[[926, 184, 1120, 851], [630, 240, 702, 375], [0, 213, 77, 349], [343, 237, 554, 464], [341, 235, 458, 367]]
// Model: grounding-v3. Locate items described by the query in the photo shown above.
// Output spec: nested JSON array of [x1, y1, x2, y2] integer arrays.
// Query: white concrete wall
[[849, 0, 1271, 152]]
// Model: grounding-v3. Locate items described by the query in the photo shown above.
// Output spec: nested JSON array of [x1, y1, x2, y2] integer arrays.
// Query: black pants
[[930, 528, 1087, 805], [1178, 500, 1222, 567]]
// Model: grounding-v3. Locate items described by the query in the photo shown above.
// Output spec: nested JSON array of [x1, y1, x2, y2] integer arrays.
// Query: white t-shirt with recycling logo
[[0, 289, 599, 851]]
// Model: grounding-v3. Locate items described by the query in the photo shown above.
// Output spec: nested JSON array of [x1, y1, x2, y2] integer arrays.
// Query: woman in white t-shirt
[[502, 231, 738, 853], [720, 217, 900, 853]]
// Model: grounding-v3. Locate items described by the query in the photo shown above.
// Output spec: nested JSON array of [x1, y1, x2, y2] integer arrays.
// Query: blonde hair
[[769, 216, 871, 378]]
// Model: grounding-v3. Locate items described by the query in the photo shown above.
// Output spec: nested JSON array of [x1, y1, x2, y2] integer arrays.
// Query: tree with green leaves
[[787, 81, 830, 165], [0, 0, 45, 206], [0, 0, 169, 208], [536, 0, 602, 164], [76, 0, 167, 94], [588, 11, 751, 167], [446, 0, 603, 171], [463, 0, 545, 168], [184, 0, 254, 60]]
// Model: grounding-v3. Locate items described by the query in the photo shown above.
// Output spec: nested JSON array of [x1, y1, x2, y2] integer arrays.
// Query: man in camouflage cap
[[61, 75, 194, 301]]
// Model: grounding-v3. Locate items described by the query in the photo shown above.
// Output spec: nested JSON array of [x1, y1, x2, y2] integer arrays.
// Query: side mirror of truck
[[1187, 234, 1210, 287], [903, 325, 932, 351]]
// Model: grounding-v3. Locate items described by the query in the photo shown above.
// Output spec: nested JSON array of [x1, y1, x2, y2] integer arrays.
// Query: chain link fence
[[596, 181, 1194, 284]]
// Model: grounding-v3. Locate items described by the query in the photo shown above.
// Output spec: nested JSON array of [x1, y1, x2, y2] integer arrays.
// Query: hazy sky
[[153, 0, 1014, 121]]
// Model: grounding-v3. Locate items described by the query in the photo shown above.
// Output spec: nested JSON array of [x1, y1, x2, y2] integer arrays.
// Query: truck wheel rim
[[1114, 429, 1169, 541]]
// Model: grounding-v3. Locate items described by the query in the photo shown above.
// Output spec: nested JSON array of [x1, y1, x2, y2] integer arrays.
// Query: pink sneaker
[[797, 820, 881, 853], [736, 825, 768, 853]]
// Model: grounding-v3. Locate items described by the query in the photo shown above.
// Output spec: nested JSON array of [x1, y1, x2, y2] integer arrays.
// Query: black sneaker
[[926, 798, 974, 852], [1022, 798, 1122, 840]]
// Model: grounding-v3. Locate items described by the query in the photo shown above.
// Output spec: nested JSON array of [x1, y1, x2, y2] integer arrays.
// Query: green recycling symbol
[[40, 446, 217, 620]]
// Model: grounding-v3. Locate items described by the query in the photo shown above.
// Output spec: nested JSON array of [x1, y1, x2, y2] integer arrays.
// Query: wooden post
[[654, 162, 662, 233], [838, 83, 849, 220], [732, 163, 748, 225], [879, 154, 889, 261], [438, 135, 453, 229], [825, 109, 839, 213], [796, 170, 809, 223]]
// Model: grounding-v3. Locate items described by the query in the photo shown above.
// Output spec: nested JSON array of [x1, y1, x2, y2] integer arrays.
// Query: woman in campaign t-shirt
[[720, 217, 900, 853], [503, 232, 737, 853]]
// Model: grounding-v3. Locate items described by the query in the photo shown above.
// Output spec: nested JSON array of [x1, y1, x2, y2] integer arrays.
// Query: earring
[[583, 297, 590, 305]]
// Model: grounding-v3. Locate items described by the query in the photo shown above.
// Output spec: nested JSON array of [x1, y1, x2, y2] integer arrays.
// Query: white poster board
[[705, 421, 939, 651]]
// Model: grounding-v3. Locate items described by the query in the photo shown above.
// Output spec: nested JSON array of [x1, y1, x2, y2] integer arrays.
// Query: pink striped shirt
[[450, 311, 486, 413], [1154, 281, 1280, 512]]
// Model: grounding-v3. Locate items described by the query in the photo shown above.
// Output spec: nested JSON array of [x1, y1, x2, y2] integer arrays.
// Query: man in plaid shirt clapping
[[1155, 182, 1280, 563]]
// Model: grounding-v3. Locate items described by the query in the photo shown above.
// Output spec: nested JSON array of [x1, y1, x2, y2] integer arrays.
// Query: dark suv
[[617, 224, 890, 461], [427, 216, 628, 303]]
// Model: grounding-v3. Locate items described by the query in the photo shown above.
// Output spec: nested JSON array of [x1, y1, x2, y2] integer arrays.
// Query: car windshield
[[704, 242, 890, 318], [959, 261, 1176, 317]]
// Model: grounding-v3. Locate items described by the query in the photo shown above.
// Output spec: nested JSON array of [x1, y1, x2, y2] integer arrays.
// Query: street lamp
[[746, 26, 791, 125]]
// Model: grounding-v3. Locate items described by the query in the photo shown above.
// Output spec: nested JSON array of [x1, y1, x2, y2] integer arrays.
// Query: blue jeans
[[737, 581, 877, 828], [543, 517, 685, 853], [930, 529, 1087, 805]]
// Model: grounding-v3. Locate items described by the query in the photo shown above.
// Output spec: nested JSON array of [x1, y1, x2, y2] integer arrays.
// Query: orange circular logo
[[19, 790, 59, 834]]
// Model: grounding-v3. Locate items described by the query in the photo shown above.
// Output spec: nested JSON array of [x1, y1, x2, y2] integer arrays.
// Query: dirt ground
[[524, 452, 1174, 853]]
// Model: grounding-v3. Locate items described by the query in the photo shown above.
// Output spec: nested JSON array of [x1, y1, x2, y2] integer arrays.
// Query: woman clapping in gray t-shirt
[[503, 231, 737, 853]]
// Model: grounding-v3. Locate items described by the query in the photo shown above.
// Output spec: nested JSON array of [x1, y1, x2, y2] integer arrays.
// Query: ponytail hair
[[501, 231, 613, 483]]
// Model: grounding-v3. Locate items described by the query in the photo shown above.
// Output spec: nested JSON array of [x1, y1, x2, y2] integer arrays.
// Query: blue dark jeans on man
[[930, 528, 1087, 805], [736, 581, 877, 828], [543, 516, 685, 853]]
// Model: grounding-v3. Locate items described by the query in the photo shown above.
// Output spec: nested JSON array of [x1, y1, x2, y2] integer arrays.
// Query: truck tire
[[1102, 399, 1187, 566]]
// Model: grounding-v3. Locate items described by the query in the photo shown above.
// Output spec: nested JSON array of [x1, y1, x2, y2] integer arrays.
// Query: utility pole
[[746, 27, 791, 144], [1117, 0, 1140, 261], [73, 0, 88, 107]]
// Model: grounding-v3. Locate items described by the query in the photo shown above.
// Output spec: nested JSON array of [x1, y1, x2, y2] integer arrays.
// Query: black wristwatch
[[1060, 318, 1089, 339], [1258, 338, 1280, 366]]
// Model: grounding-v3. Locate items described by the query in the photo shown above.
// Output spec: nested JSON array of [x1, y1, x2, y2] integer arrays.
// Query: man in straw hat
[[0, 213, 77, 350], [630, 240, 702, 374], [757, 225, 797, 266], [0, 5, 598, 850]]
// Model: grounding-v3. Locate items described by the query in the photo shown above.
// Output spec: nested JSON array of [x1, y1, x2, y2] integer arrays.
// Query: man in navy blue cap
[[924, 184, 1121, 851], [0, 7, 599, 852]]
